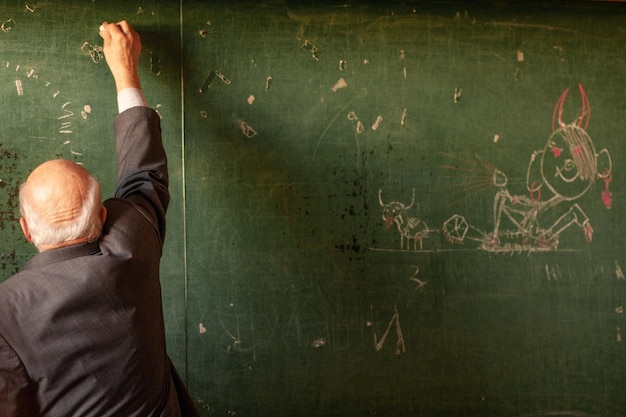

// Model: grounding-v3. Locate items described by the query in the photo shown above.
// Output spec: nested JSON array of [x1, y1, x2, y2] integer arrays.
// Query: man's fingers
[[98, 22, 108, 39], [116, 20, 133, 34]]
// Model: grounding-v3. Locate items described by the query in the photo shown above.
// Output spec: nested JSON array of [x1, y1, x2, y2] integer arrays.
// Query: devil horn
[[577, 84, 590, 130], [552, 87, 569, 132], [405, 188, 416, 210]]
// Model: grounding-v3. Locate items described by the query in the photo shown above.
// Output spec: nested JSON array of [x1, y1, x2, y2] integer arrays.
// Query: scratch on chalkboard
[[487, 21, 576, 32], [545, 264, 562, 281], [199, 71, 215, 93], [200, 70, 231, 93]]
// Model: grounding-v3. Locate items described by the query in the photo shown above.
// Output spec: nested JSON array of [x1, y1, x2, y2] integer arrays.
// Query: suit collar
[[22, 241, 101, 270]]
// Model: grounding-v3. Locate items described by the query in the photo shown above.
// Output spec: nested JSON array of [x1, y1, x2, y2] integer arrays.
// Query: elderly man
[[0, 21, 199, 416]]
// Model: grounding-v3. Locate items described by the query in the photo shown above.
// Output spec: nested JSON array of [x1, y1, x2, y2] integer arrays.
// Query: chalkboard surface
[[2, 1, 626, 416]]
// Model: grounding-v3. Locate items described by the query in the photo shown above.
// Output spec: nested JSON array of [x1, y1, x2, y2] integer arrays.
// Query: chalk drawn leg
[[540, 203, 592, 245]]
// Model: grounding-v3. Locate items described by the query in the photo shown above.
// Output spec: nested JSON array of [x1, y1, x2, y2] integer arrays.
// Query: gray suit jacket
[[0, 107, 199, 417]]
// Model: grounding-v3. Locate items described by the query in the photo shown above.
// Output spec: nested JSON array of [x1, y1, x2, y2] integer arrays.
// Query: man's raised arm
[[99, 21, 169, 241]]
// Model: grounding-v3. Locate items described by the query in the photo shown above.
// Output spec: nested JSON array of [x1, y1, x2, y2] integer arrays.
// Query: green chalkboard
[[3, 1, 626, 416], [182, 2, 626, 416]]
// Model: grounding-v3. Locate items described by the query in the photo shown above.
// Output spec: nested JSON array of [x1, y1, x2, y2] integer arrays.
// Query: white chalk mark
[[302, 40, 320, 60], [265, 76, 272, 91], [372, 115, 383, 130], [214, 70, 231, 85], [545, 264, 561, 281], [454, 87, 462, 103], [312, 338, 326, 348], [356, 120, 364, 134], [410, 277, 428, 291], [517, 50, 525, 62], [616, 261, 624, 280], [493, 134, 500, 143], [401, 108, 407, 127], [1, 18, 16, 33], [247, 95, 255, 105], [373, 304, 405, 355], [15, 80, 23, 95], [58, 102, 73, 119], [199, 323, 207, 334], [347, 111, 358, 121]]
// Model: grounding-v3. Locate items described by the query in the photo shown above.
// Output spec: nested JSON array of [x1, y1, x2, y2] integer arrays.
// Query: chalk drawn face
[[382, 202, 403, 229], [541, 124, 596, 201]]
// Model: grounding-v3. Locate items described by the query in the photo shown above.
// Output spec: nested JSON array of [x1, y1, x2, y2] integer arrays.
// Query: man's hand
[[99, 21, 142, 93]]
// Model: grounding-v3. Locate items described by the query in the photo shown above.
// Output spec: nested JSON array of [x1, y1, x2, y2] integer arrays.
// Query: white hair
[[19, 174, 104, 249]]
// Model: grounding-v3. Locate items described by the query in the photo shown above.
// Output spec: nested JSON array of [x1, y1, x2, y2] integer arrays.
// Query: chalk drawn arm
[[526, 150, 544, 200]]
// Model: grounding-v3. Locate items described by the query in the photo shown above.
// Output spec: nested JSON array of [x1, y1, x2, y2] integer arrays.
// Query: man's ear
[[19, 217, 32, 243], [100, 206, 107, 225]]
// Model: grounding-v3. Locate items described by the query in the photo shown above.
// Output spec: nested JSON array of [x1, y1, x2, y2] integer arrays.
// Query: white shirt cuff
[[117, 88, 148, 113]]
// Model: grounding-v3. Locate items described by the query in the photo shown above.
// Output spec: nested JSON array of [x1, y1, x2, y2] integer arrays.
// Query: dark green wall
[[2, 1, 626, 416]]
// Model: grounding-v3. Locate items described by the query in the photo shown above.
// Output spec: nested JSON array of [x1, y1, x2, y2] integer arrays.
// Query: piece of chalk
[[99, 25, 105, 32]]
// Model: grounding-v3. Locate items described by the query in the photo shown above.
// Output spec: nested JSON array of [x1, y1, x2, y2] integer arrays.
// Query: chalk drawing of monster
[[443, 84, 612, 253]]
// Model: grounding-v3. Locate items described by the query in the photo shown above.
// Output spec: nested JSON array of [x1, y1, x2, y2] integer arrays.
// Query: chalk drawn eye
[[555, 158, 579, 183]]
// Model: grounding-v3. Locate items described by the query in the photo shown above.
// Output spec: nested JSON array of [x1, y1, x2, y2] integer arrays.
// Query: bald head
[[19, 160, 106, 251]]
